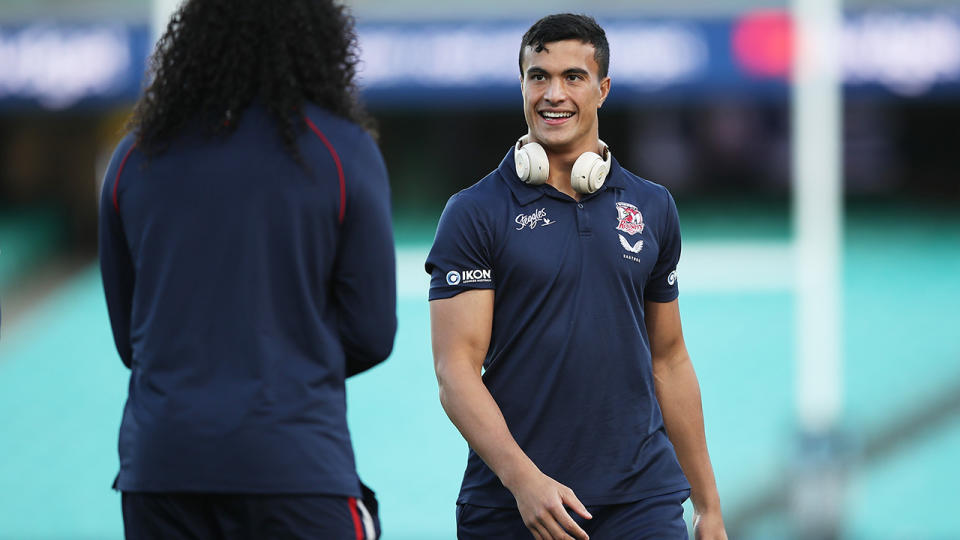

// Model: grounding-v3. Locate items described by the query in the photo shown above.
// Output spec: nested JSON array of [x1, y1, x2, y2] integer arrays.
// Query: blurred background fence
[[0, 1, 958, 539]]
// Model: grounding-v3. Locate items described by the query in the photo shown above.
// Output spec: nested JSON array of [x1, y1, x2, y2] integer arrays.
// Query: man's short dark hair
[[519, 13, 610, 79]]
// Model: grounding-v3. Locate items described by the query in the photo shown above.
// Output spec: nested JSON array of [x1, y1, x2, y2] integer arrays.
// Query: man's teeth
[[542, 111, 573, 119]]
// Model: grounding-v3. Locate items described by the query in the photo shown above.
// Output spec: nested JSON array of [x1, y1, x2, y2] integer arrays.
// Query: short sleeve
[[644, 189, 681, 302], [425, 192, 495, 300]]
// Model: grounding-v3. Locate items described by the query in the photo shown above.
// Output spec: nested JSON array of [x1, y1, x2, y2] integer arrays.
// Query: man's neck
[[542, 139, 603, 201]]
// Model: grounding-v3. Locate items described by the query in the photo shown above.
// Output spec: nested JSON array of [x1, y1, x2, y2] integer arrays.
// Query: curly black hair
[[128, 0, 374, 159]]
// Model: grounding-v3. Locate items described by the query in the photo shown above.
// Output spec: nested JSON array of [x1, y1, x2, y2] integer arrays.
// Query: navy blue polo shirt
[[426, 147, 690, 507], [99, 104, 396, 495]]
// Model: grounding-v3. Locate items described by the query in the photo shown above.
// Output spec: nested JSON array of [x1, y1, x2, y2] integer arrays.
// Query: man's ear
[[598, 76, 611, 108]]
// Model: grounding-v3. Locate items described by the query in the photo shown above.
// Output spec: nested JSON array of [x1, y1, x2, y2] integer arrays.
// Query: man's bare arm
[[431, 290, 591, 540], [646, 299, 727, 540]]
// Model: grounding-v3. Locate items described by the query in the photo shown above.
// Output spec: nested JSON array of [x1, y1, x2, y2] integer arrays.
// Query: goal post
[[791, 0, 847, 537], [792, 0, 844, 437]]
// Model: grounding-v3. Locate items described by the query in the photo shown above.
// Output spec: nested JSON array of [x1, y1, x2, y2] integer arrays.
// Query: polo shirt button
[[577, 203, 584, 209]]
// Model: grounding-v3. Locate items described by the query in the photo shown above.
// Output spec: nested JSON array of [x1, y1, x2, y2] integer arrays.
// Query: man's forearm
[[436, 360, 538, 490], [654, 356, 722, 514]]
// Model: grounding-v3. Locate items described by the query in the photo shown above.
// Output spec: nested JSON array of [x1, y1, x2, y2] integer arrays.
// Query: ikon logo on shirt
[[446, 269, 492, 285]]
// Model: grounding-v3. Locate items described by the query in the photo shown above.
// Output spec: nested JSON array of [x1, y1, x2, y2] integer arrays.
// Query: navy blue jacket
[[99, 104, 396, 495], [426, 148, 690, 507]]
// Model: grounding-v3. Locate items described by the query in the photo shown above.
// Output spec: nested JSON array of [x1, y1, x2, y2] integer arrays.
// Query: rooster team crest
[[615, 202, 644, 235]]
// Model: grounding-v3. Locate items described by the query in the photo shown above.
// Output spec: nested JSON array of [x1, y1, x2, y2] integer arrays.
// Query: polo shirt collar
[[498, 146, 627, 206]]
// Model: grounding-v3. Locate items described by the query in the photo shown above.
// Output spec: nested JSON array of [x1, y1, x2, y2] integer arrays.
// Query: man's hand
[[693, 509, 728, 540], [508, 468, 592, 540]]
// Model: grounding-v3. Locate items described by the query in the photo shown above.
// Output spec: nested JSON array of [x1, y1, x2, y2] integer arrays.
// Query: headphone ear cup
[[519, 142, 549, 185], [515, 146, 532, 181], [571, 152, 606, 194]]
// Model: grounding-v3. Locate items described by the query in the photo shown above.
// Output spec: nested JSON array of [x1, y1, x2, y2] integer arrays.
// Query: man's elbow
[[435, 362, 461, 415], [652, 349, 692, 380], [434, 357, 455, 397], [434, 354, 481, 403]]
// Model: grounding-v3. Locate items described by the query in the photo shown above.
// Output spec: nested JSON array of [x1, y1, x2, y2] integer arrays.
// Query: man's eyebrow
[[525, 67, 590, 77], [563, 68, 589, 77]]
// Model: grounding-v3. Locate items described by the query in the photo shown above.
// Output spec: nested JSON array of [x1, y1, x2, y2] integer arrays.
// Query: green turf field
[[0, 202, 957, 539]]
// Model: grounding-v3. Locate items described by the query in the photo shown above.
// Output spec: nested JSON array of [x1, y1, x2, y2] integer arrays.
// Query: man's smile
[[538, 110, 575, 125]]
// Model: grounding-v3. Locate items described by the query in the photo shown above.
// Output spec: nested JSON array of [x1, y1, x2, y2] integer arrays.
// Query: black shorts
[[456, 489, 690, 540], [122, 486, 380, 540]]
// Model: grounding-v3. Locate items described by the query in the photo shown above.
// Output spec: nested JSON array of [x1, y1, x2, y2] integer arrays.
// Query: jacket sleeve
[[98, 138, 137, 368], [332, 129, 397, 377]]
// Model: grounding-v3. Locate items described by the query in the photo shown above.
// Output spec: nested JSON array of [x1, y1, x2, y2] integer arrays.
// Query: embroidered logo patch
[[667, 270, 678, 286], [446, 269, 492, 285], [619, 234, 644, 253], [615, 202, 644, 235]]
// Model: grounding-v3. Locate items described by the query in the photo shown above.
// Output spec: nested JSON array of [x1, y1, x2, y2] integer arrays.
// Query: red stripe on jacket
[[304, 116, 347, 224], [112, 143, 137, 214]]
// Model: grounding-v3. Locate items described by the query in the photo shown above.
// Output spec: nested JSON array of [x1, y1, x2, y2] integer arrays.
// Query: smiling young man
[[426, 14, 727, 540]]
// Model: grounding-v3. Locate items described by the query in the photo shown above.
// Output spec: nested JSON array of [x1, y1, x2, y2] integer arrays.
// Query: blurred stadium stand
[[0, 0, 956, 18], [0, 1, 958, 539]]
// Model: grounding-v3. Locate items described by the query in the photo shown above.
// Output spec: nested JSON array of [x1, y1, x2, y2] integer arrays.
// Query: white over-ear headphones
[[514, 135, 613, 194]]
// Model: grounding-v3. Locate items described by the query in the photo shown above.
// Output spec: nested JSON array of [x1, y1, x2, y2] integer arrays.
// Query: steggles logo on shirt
[[514, 208, 555, 230]]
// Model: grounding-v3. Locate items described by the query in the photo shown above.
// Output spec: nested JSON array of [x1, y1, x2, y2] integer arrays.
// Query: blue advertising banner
[[0, 23, 151, 109], [1, 11, 958, 109]]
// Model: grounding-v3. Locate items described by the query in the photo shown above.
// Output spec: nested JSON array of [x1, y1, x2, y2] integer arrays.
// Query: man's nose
[[543, 78, 566, 103]]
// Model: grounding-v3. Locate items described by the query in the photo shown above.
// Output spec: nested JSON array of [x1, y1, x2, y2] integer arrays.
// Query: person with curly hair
[[98, 1, 395, 538]]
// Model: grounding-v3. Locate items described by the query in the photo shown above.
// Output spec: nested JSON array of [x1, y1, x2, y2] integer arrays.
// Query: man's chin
[[530, 130, 573, 150], [534, 137, 578, 154]]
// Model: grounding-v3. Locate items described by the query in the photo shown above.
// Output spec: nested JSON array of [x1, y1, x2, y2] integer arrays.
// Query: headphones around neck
[[514, 135, 612, 194]]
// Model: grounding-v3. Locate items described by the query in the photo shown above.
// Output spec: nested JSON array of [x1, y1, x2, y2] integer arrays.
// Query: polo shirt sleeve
[[645, 189, 681, 303], [425, 192, 495, 300]]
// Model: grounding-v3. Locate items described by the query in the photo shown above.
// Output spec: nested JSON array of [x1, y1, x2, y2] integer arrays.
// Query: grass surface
[[1, 203, 958, 539]]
